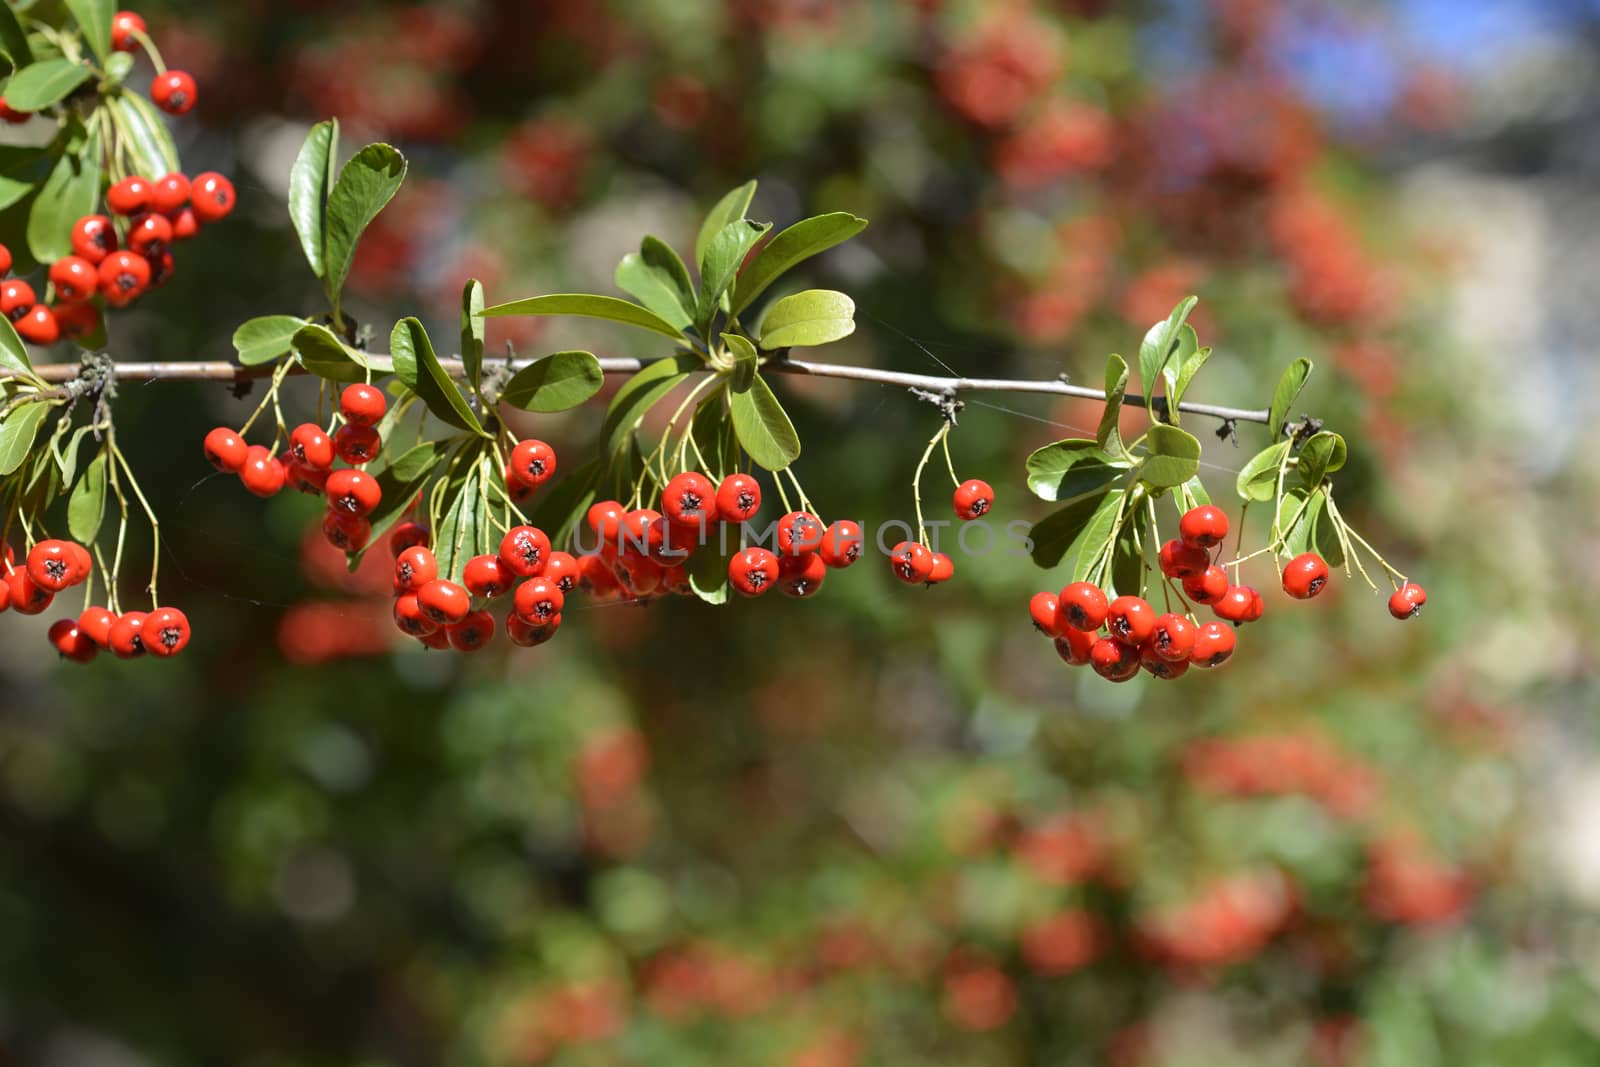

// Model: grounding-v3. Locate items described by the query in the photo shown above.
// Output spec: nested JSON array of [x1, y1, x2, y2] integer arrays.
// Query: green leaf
[[346, 441, 449, 569], [1268, 358, 1313, 440], [1293, 431, 1346, 490], [0, 401, 48, 475], [386, 439, 448, 484], [0, 175, 32, 213], [459, 277, 486, 390], [722, 333, 758, 393], [691, 389, 737, 479], [108, 92, 180, 178], [687, 529, 735, 605], [1138, 296, 1197, 418], [697, 219, 771, 325], [1096, 354, 1129, 459], [757, 289, 856, 350], [500, 351, 604, 413], [434, 456, 482, 582], [0, 315, 32, 375], [1025, 438, 1126, 502], [600, 354, 699, 459], [293, 323, 370, 383], [0, 4, 34, 66], [527, 460, 598, 549], [1139, 425, 1202, 489], [1069, 490, 1126, 581], [390, 317, 482, 434], [323, 142, 407, 309], [1029, 488, 1116, 569], [695, 180, 756, 268], [65, 0, 113, 62], [233, 315, 305, 366], [4, 60, 91, 110], [1172, 344, 1213, 410], [482, 293, 686, 342], [1312, 492, 1345, 567], [28, 125, 101, 264], [67, 449, 106, 542], [730, 211, 868, 316], [1236, 441, 1290, 502], [616, 236, 696, 331], [1279, 489, 1315, 558], [1109, 519, 1147, 600], [1182, 475, 1211, 508], [728, 373, 800, 471], [289, 118, 338, 281]]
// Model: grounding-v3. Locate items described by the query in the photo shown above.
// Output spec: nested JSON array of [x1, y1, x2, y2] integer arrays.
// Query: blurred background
[[3, 0, 1600, 1063]]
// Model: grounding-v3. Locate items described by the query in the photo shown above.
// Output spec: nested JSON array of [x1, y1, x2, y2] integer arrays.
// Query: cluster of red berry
[[1, 540, 189, 661]]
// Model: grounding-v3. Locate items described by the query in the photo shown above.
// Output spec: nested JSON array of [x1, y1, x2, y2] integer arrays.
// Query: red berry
[[106, 176, 153, 216], [169, 206, 201, 240], [1140, 645, 1189, 680], [0, 279, 35, 321], [127, 212, 173, 256], [1029, 592, 1062, 636], [1105, 596, 1156, 645], [288, 423, 334, 469], [1181, 564, 1228, 605], [15, 305, 59, 345], [1244, 587, 1265, 622], [1179, 505, 1229, 549], [0, 576, 9, 612], [586, 500, 626, 544], [660, 563, 692, 596], [332, 423, 381, 465], [952, 479, 994, 520], [715, 473, 761, 523], [66, 541, 91, 580], [776, 511, 824, 556], [144, 607, 191, 657], [325, 468, 381, 516], [49, 256, 99, 303], [151, 172, 191, 213], [578, 553, 621, 599], [111, 11, 146, 51], [1053, 626, 1095, 665], [513, 576, 565, 622], [5, 567, 51, 615], [388, 521, 430, 557], [818, 520, 864, 568], [617, 553, 663, 596], [339, 383, 387, 426], [1281, 552, 1330, 599], [107, 611, 148, 658], [729, 546, 779, 596], [393, 595, 437, 636], [662, 471, 717, 527], [447, 610, 496, 652], [648, 515, 699, 562], [394, 547, 438, 593], [417, 579, 470, 625], [71, 215, 118, 263], [151, 70, 198, 115], [417, 628, 452, 650], [620, 508, 663, 556], [53, 301, 101, 341], [78, 606, 116, 646], [499, 525, 551, 577], [778, 551, 827, 598], [463, 554, 511, 598], [1190, 622, 1237, 667], [1158, 539, 1208, 579], [508, 439, 557, 489], [506, 612, 561, 647], [0, 241, 10, 274], [98, 250, 151, 305], [1089, 637, 1140, 682], [1388, 582, 1427, 620], [888, 541, 934, 584], [49, 618, 99, 663], [1149, 613, 1196, 662], [321, 511, 371, 552], [238, 446, 286, 497], [926, 552, 955, 585], [543, 551, 580, 593], [190, 172, 236, 222], [0, 98, 30, 124], [1213, 585, 1257, 624], [285, 463, 329, 495], [28, 539, 85, 592], [1058, 582, 1109, 632]]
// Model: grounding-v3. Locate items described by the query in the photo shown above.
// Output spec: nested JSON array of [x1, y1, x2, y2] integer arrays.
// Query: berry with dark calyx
[[445, 610, 495, 652], [28, 540, 85, 592], [1058, 582, 1109, 632], [98, 250, 151, 305], [499, 525, 551, 577], [1159, 538, 1209, 580], [417, 579, 471, 626], [417, 628, 452, 650], [1214, 585, 1256, 624], [49, 256, 99, 303], [107, 611, 148, 658], [5, 568, 52, 614], [238, 446, 286, 497], [389, 521, 430, 557], [16, 305, 59, 345], [1388, 582, 1427, 620], [1281, 552, 1330, 599], [1149, 613, 1196, 662], [144, 607, 191, 657], [111, 11, 146, 51], [78, 607, 116, 646], [889, 541, 934, 584], [1105, 596, 1156, 645], [621, 508, 663, 558], [617, 553, 663, 596], [1189, 622, 1237, 667], [169, 206, 200, 240], [286, 463, 330, 495], [332, 423, 381, 465], [1181, 564, 1228, 605], [325, 469, 381, 516], [1140, 645, 1190, 680], [321, 511, 371, 552], [579, 553, 621, 599], [778, 552, 827, 598], [514, 576, 565, 623], [128, 212, 174, 257], [71, 215, 118, 263], [1053, 626, 1096, 666], [506, 612, 561, 647], [205, 428, 249, 475], [151, 173, 191, 213], [1180, 505, 1229, 549], [288, 423, 334, 469], [543, 551, 580, 593], [818, 520, 864, 568], [648, 515, 699, 562], [729, 547, 779, 596], [49, 618, 99, 663], [54, 301, 102, 341], [394, 546, 439, 594], [1029, 592, 1063, 637], [393, 595, 437, 637], [953, 479, 994, 520], [151, 70, 198, 115], [508, 438, 557, 489], [107, 176, 153, 216], [715, 473, 761, 523], [339, 383, 387, 426], [463, 554, 511, 598], [926, 552, 955, 585], [663, 471, 718, 527], [586, 500, 626, 544], [1089, 637, 1141, 682], [190, 172, 236, 222], [148, 250, 176, 290], [776, 511, 824, 556], [0, 279, 35, 321]]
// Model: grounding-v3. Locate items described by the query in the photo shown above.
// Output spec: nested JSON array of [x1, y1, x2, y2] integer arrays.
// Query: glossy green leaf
[[65, 0, 113, 61], [1183, 475, 1211, 508], [1312, 491, 1345, 567], [1138, 296, 1197, 418], [695, 180, 756, 268], [289, 118, 338, 281], [233, 315, 305, 366], [0, 4, 34, 66], [459, 277, 486, 390], [323, 142, 407, 308], [108, 92, 180, 179], [0, 175, 34, 213], [1293, 431, 1346, 490], [1071, 489, 1127, 582], [757, 289, 856, 350], [691, 389, 737, 479], [1109, 519, 1147, 600], [434, 456, 482, 582], [1279, 489, 1314, 558], [687, 528, 735, 605], [500, 351, 604, 413], [1025, 438, 1126, 503], [1236, 441, 1290, 502], [616, 236, 695, 331], [1140, 425, 1202, 489], [390, 317, 482, 434], [67, 448, 106, 542], [386, 439, 448, 484], [293, 323, 370, 383], [1097, 353, 1130, 459], [1029, 487, 1116, 569], [0, 400, 48, 475], [347, 441, 449, 569], [4, 59, 91, 110], [1268, 358, 1313, 440], [482, 293, 686, 342], [0, 315, 32, 375], [722, 333, 758, 393], [601, 354, 699, 458], [730, 211, 868, 316], [1172, 343, 1213, 410], [697, 219, 770, 324], [728, 372, 800, 471], [28, 126, 101, 264]]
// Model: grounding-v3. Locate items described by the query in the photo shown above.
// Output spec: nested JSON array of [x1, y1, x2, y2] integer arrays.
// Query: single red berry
[[147, 249, 176, 289], [728, 546, 779, 596], [512, 576, 563, 623], [417, 628, 452, 650], [388, 521, 430, 557], [506, 612, 561, 647], [107, 611, 148, 659], [77, 606, 116, 646], [286, 463, 330, 495], [190, 172, 236, 222], [647, 514, 699, 562], [1179, 505, 1229, 549], [616, 553, 663, 596], [715, 473, 761, 523], [1105, 596, 1156, 645], [49, 256, 99, 303], [169, 206, 201, 240], [1053, 626, 1095, 666], [70, 216, 118, 263], [888, 541, 934, 584], [1158, 539, 1209, 580], [447, 610, 496, 652], [776, 511, 824, 556], [98, 250, 151, 305], [394, 546, 439, 593], [53, 301, 101, 341], [238, 446, 286, 497], [127, 212, 173, 257], [778, 551, 827, 598], [462, 554, 509, 598], [926, 552, 955, 585], [543, 551, 580, 593], [499, 525, 551, 577], [0, 241, 10, 274], [1213, 585, 1256, 624], [417, 579, 470, 625], [660, 563, 692, 596], [508, 439, 557, 489], [288, 423, 334, 469], [1388, 582, 1427, 620], [325, 469, 381, 516], [321, 511, 371, 552], [579, 553, 622, 599], [1089, 637, 1140, 682], [332, 423, 381, 465], [393, 594, 437, 637], [28, 539, 84, 592], [5, 568, 52, 615], [1149, 613, 1196, 662], [1243, 587, 1265, 622], [151, 172, 191, 214], [151, 70, 198, 115], [144, 607, 191, 657], [1181, 564, 1228, 605], [1281, 552, 1330, 599], [15, 305, 59, 345], [1029, 592, 1062, 636], [0, 98, 30, 124], [1189, 622, 1237, 667], [620, 508, 663, 556], [586, 500, 626, 544], [662, 471, 718, 527], [339, 383, 387, 426], [106, 176, 153, 216], [952, 479, 994, 520], [0, 575, 9, 612], [111, 11, 146, 51], [49, 618, 98, 663], [1140, 645, 1190, 680], [0, 279, 35, 321], [1058, 582, 1109, 632], [66, 541, 91, 580]]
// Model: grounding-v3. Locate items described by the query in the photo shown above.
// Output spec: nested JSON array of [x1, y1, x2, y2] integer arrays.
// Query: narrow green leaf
[[697, 219, 771, 324], [323, 142, 407, 307], [722, 333, 758, 393], [1071, 489, 1127, 582], [1172, 344, 1213, 410], [0, 315, 33, 375], [617, 237, 695, 330], [460, 277, 486, 390], [389, 317, 482, 434], [108, 92, 180, 178], [1096, 354, 1129, 459], [1182, 476, 1212, 508], [434, 457, 481, 582], [0, 401, 48, 475], [730, 211, 868, 316], [1138, 296, 1198, 418], [482, 293, 686, 342], [690, 389, 737, 479], [728, 372, 800, 471], [51, 421, 94, 486], [387, 440, 448, 484], [1268, 358, 1313, 440], [0, 175, 35, 213], [1280, 489, 1315, 558], [1109, 520, 1147, 600], [1236, 441, 1290, 502], [67, 449, 107, 542], [1312, 492, 1345, 567], [28, 126, 101, 264], [288, 118, 338, 281], [293, 323, 370, 383], [1293, 431, 1346, 490], [233, 315, 305, 366], [1025, 438, 1127, 502], [64, 0, 113, 62], [4, 60, 91, 110], [600, 354, 699, 459], [687, 529, 735, 605], [1139, 425, 1202, 489], [695, 180, 757, 268], [500, 351, 604, 413], [0, 4, 34, 66], [1029, 488, 1116, 568], [757, 289, 856, 350]]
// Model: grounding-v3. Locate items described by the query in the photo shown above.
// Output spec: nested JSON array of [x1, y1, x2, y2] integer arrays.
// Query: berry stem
[[128, 28, 168, 76], [940, 429, 960, 489], [111, 440, 160, 606], [910, 422, 949, 546]]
